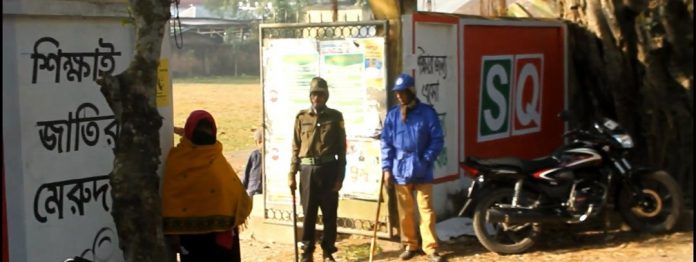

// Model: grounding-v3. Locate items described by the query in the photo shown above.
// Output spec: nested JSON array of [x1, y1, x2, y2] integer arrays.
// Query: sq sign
[[479, 54, 544, 142], [462, 22, 565, 159]]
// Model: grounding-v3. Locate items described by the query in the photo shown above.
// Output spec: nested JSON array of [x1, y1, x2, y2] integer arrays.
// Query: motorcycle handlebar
[[563, 129, 582, 137], [564, 128, 616, 148], [563, 129, 595, 140]]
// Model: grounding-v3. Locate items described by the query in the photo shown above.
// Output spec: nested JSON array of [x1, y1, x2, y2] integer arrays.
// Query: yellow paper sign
[[156, 59, 170, 107]]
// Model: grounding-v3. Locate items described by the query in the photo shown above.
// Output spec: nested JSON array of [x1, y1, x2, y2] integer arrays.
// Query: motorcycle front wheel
[[618, 170, 682, 233], [472, 188, 540, 254]]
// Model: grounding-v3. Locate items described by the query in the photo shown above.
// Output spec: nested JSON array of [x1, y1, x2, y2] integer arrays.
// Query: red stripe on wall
[[433, 173, 460, 184], [412, 12, 460, 24]]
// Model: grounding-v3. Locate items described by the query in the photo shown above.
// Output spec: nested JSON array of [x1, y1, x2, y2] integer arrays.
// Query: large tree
[[556, 0, 693, 204], [96, 0, 171, 261]]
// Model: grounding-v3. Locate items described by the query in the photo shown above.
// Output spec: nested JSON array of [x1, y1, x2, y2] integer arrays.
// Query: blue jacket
[[381, 100, 444, 184]]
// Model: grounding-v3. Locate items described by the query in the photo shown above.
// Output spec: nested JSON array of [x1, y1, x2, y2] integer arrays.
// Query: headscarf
[[184, 110, 217, 145], [162, 110, 252, 236]]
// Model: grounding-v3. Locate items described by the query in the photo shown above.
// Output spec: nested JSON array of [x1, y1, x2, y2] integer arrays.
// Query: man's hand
[[334, 165, 345, 192], [173, 126, 184, 136], [288, 172, 297, 192], [166, 235, 185, 254], [382, 170, 392, 188]]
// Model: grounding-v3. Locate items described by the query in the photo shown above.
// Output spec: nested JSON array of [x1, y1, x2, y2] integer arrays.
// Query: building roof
[[178, 0, 205, 5], [172, 2, 261, 20], [178, 17, 257, 27]]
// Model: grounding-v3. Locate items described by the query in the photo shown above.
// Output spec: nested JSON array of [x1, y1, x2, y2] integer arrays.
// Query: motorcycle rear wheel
[[472, 188, 540, 254], [619, 170, 682, 233]]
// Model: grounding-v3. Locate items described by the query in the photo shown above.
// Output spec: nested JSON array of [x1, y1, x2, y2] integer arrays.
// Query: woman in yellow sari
[[162, 110, 252, 261]]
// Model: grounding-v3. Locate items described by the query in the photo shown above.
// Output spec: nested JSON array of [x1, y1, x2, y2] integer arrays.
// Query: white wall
[[3, 1, 173, 261]]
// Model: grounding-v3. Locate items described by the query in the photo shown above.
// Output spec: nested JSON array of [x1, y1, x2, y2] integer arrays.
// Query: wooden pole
[[368, 177, 385, 262]]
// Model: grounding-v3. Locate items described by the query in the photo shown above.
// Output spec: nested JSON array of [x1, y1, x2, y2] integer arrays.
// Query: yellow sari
[[162, 137, 252, 234]]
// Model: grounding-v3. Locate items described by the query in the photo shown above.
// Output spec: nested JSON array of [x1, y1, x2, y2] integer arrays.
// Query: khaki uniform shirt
[[289, 107, 347, 180]]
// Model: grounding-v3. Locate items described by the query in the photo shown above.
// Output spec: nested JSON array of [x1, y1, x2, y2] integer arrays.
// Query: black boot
[[300, 241, 315, 262], [322, 253, 336, 262], [321, 244, 337, 262], [301, 251, 314, 262]]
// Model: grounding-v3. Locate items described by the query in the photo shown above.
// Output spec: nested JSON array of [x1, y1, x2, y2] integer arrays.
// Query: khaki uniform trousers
[[394, 183, 439, 255]]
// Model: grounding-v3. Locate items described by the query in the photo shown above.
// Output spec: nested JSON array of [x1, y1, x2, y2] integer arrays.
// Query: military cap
[[309, 77, 329, 95]]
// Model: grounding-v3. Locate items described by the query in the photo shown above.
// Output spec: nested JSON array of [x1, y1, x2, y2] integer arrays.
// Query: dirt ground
[[238, 230, 693, 262]]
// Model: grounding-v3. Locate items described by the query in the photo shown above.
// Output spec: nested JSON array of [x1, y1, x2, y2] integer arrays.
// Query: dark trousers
[[179, 229, 241, 262], [299, 162, 339, 255]]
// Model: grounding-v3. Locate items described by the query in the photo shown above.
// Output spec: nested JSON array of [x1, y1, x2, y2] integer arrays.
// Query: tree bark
[[560, 0, 693, 204], [480, 0, 507, 16], [332, 0, 339, 22], [96, 0, 171, 261]]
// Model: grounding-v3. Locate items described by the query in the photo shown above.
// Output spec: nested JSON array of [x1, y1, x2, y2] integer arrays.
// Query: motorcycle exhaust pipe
[[486, 207, 565, 224]]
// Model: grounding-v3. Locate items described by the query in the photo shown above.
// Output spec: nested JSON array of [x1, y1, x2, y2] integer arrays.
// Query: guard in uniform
[[288, 77, 347, 262]]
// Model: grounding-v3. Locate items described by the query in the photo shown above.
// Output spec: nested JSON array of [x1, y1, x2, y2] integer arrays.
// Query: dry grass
[[172, 77, 262, 152]]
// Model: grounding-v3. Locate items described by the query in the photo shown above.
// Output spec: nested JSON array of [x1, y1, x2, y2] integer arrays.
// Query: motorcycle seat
[[466, 156, 558, 174]]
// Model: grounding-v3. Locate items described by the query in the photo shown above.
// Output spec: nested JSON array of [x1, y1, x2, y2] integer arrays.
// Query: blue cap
[[392, 73, 415, 91]]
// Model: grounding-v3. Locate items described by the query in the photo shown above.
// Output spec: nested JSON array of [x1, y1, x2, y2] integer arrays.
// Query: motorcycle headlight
[[612, 134, 634, 148]]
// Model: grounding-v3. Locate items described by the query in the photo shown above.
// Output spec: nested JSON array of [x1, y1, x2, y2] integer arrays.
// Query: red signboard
[[462, 22, 566, 159]]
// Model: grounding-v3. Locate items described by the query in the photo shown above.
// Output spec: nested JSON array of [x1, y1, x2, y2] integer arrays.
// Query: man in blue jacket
[[381, 73, 445, 262]]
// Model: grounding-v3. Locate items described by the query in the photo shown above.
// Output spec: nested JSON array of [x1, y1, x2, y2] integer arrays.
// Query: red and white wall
[[402, 13, 567, 219]]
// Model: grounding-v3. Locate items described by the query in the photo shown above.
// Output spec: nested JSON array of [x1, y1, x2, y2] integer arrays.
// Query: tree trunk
[[480, 0, 507, 16], [560, 0, 693, 204], [332, 0, 339, 22], [96, 0, 171, 261]]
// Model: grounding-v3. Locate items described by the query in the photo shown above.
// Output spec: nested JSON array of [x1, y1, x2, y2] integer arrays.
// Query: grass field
[[173, 75, 260, 84], [172, 77, 262, 152]]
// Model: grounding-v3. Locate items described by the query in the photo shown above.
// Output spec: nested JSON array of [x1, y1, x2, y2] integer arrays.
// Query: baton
[[292, 189, 299, 262]]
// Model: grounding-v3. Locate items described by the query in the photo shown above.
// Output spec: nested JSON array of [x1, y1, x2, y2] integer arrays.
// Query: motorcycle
[[458, 113, 682, 254]]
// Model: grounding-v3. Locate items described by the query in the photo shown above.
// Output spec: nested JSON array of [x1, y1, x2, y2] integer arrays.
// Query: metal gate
[[259, 20, 395, 238]]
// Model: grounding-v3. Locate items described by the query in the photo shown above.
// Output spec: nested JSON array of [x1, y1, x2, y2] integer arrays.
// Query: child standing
[[243, 127, 263, 196]]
